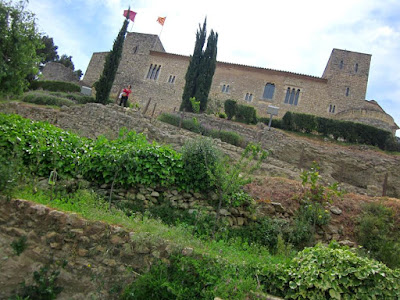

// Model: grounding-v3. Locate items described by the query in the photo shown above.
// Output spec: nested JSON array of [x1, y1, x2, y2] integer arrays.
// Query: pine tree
[[95, 10, 130, 104]]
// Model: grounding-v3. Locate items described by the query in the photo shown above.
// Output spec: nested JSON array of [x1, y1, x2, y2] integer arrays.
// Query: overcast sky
[[27, 0, 400, 136]]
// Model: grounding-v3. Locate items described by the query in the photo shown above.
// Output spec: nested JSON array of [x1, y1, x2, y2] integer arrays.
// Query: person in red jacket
[[119, 84, 132, 107]]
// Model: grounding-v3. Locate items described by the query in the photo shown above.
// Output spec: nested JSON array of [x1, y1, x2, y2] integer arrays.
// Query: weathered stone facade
[[41, 62, 79, 83], [83, 32, 398, 135]]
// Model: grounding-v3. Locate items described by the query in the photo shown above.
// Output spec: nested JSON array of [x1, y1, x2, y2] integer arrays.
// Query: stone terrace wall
[[0, 198, 181, 299]]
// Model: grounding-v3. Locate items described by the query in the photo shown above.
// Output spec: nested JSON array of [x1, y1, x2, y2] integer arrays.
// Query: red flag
[[157, 16, 166, 26], [123, 10, 137, 22]]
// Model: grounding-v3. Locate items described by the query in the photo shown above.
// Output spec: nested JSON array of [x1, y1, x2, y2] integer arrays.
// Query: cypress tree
[[94, 10, 130, 104], [180, 19, 207, 112], [195, 30, 218, 112]]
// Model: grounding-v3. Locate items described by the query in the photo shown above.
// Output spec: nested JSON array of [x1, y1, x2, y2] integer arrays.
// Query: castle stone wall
[[83, 32, 398, 135], [40, 62, 79, 83]]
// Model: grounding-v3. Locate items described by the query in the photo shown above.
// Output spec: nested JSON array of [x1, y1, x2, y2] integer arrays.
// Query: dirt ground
[[244, 176, 400, 241]]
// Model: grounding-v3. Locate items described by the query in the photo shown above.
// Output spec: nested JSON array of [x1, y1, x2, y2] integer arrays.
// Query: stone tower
[[322, 49, 371, 101]]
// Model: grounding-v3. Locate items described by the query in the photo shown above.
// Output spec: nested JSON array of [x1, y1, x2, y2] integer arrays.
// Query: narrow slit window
[[284, 87, 290, 103], [146, 64, 153, 78], [346, 87, 350, 97], [154, 65, 161, 80], [355, 63, 358, 73], [340, 60, 344, 69], [222, 84, 226, 92]]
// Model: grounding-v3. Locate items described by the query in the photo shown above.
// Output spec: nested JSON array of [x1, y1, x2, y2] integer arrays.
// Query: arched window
[[222, 85, 226, 92], [289, 88, 295, 105], [146, 64, 153, 78], [226, 85, 230, 93], [150, 64, 157, 79], [262, 83, 275, 99], [294, 89, 300, 106], [284, 87, 291, 103], [154, 65, 161, 80]]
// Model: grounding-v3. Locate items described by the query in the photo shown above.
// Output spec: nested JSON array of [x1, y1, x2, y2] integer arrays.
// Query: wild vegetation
[[1, 112, 399, 299]]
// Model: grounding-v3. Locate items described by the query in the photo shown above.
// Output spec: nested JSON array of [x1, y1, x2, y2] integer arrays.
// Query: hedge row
[[224, 99, 257, 124], [29, 80, 81, 93], [158, 113, 244, 147], [281, 111, 399, 151], [22, 92, 76, 107]]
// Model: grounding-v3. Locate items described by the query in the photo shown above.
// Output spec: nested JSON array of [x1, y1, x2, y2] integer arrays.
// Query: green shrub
[[0, 114, 90, 178], [235, 104, 257, 124], [29, 80, 80, 92], [224, 99, 237, 120], [283, 111, 397, 151], [218, 112, 227, 119], [180, 137, 221, 192], [258, 117, 283, 129], [229, 217, 286, 252], [80, 131, 184, 188], [207, 129, 243, 147], [121, 254, 258, 300], [356, 202, 400, 268], [157, 113, 180, 127], [12, 264, 65, 300], [11, 236, 27, 256], [262, 243, 400, 299], [22, 92, 76, 107]]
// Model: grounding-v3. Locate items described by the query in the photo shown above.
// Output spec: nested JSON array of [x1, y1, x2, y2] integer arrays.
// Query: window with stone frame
[[221, 84, 230, 93], [328, 104, 336, 113], [284, 87, 300, 106], [146, 64, 161, 80], [168, 75, 176, 84], [262, 83, 275, 99], [245, 93, 253, 102]]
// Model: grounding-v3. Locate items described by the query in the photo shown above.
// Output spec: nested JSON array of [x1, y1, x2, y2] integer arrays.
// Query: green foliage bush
[[48, 92, 95, 104], [258, 117, 283, 129], [121, 254, 258, 300], [180, 137, 221, 192], [80, 130, 184, 188], [224, 99, 237, 120], [22, 92, 76, 107], [158, 113, 245, 147], [157, 113, 180, 127], [282, 111, 398, 151], [0, 114, 90, 178], [356, 202, 400, 268], [29, 80, 80, 92], [262, 243, 400, 299], [207, 129, 243, 147], [235, 104, 257, 124]]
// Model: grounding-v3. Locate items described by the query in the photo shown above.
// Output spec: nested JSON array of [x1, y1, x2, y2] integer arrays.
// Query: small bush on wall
[[235, 104, 257, 125], [224, 99, 237, 120]]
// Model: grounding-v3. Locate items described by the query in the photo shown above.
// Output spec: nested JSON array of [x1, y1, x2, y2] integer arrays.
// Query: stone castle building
[[83, 32, 399, 135]]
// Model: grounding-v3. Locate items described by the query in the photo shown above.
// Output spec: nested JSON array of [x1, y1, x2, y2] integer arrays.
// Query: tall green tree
[[194, 30, 218, 112], [37, 35, 59, 64], [94, 9, 130, 104], [0, 0, 43, 96], [180, 19, 207, 112]]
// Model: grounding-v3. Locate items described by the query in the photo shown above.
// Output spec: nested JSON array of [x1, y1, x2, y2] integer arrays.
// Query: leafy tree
[[57, 54, 74, 70], [94, 8, 130, 104], [37, 35, 59, 64], [180, 18, 218, 113], [0, 0, 43, 96]]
